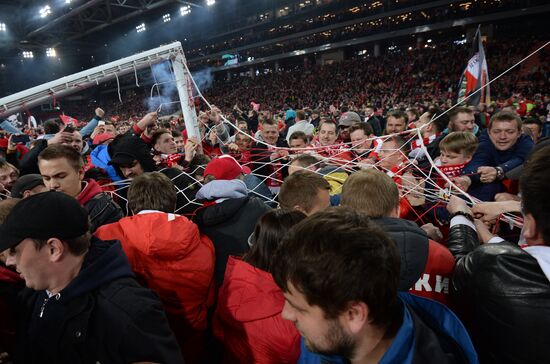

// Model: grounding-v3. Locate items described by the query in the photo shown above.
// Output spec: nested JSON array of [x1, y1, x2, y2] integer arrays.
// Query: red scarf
[[436, 163, 466, 188], [410, 133, 441, 151]]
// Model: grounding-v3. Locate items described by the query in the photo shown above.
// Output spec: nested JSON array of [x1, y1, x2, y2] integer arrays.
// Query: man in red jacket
[[95, 172, 215, 364], [341, 169, 455, 306], [38, 145, 123, 232]]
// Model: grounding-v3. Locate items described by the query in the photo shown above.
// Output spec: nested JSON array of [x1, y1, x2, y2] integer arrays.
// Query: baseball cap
[[204, 155, 251, 181], [338, 112, 362, 127], [0, 191, 90, 252], [10, 174, 45, 198]]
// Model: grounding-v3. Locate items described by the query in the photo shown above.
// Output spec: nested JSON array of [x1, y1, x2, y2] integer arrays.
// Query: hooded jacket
[[373, 217, 455, 306], [108, 134, 157, 174], [76, 179, 123, 232], [90, 144, 122, 182], [108, 135, 199, 216], [194, 180, 271, 285], [298, 293, 478, 364], [16, 238, 183, 364], [95, 211, 215, 363], [448, 223, 550, 364], [213, 257, 301, 364]]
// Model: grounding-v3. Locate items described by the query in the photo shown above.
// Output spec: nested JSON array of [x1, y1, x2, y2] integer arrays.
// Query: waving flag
[[457, 27, 490, 106], [59, 114, 79, 125]]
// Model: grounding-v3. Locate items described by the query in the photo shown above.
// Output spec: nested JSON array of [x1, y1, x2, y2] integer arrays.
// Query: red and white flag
[[59, 114, 79, 125], [457, 27, 490, 106]]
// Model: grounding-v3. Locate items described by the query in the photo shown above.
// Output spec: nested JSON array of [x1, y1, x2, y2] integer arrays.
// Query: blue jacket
[[462, 130, 533, 200], [298, 293, 478, 364], [90, 144, 122, 182]]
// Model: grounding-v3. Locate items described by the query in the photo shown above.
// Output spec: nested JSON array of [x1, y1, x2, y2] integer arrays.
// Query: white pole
[[0, 41, 183, 118], [171, 50, 200, 140]]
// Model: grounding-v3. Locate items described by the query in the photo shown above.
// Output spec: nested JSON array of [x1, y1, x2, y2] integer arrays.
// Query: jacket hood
[[76, 179, 103, 206], [372, 217, 429, 291], [217, 257, 284, 322], [298, 293, 478, 364], [102, 212, 202, 260], [90, 145, 123, 182], [394, 293, 478, 364], [108, 135, 156, 176], [61, 237, 134, 301], [90, 144, 110, 166], [196, 179, 248, 201], [194, 197, 250, 227]]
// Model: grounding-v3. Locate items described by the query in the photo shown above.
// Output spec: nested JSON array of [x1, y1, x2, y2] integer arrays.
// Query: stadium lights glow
[[427, 39, 432, 43], [206, 0, 216, 6], [180, 5, 191, 16], [65, 0, 72, 3], [46, 48, 56, 57], [40, 5, 52, 18], [163, 13, 171, 22], [22, 51, 34, 59], [136, 23, 146, 33], [0, 23, 6, 32]]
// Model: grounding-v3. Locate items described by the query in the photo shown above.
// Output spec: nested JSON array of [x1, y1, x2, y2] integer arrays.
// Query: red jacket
[[0, 264, 22, 353], [409, 239, 455, 307], [213, 257, 301, 364], [95, 211, 215, 363]]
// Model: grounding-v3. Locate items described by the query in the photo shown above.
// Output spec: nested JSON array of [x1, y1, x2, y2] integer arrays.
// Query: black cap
[[10, 174, 45, 198], [0, 191, 89, 252]]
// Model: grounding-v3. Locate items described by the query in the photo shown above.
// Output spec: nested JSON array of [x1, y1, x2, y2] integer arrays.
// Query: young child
[[436, 131, 478, 189], [427, 132, 478, 237]]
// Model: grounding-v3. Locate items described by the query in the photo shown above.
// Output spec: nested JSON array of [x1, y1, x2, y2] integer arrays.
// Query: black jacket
[[84, 192, 124, 232], [193, 196, 270, 286], [18, 139, 48, 176], [250, 137, 288, 182], [448, 224, 550, 364], [16, 238, 183, 364], [372, 217, 429, 291]]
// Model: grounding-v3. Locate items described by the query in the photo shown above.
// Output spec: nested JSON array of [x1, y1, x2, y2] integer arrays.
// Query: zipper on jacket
[[39, 293, 61, 318]]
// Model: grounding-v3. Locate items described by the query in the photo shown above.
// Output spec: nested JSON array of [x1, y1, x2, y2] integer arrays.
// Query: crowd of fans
[[186, 0, 530, 62], [0, 37, 548, 364], [205, 37, 548, 114]]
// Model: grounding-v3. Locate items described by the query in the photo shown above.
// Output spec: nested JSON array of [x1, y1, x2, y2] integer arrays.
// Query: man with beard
[[272, 207, 477, 364]]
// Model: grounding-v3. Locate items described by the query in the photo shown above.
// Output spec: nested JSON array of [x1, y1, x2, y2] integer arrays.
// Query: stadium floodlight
[[163, 13, 171, 23], [136, 23, 146, 33], [65, 0, 71, 3], [180, 5, 191, 16], [0, 23, 6, 32], [22, 51, 34, 59], [46, 48, 56, 57], [39, 5, 52, 18], [206, 0, 215, 6]]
